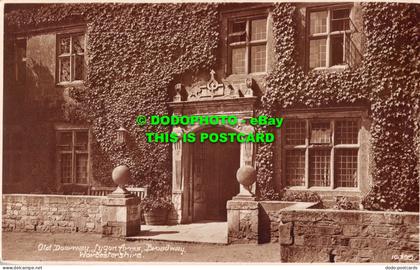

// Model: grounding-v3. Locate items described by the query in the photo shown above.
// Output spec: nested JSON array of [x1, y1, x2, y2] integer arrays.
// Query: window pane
[[250, 45, 266, 73], [59, 57, 71, 82], [331, 35, 344, 66], [331, 9, 350, 32], [58, 132, 73, 151], [231, 47, 246, 74], [309, 149, 330, 187], [286, 150, 305, 186], [310, 11, 327, 34], [73, 35, 85, 54], [76, 153, 88, 184], [285, 120, 306, 145], [344, 32, 356, 66], [230, 21, 246, 43], [232, 21, 246, 33], [335, 149, 357, 187], [310, 121, 331, 144], [309, 39, 327, 68], [61, 153, 72, 183], [75, 131, 88, 150], [336, 120, 358, 144], [251, 18, 267, 40], [74, 55, 85, 81], [59, 37, 71, 54]]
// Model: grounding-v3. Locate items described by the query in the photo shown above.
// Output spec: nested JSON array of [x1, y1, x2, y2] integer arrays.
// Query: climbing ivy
[[360, 3, 419, 211], [257, 3, 369, 201], [5, 3, 220, 198]]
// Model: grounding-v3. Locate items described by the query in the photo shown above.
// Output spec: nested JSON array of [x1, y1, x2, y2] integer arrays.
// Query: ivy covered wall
[[4, 3, 219, 198], [4, 3, 419, 211], [257, 3, 419, 211]]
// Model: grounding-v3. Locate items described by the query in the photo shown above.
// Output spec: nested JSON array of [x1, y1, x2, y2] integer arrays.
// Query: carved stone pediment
[[174, 70, 255, 102]]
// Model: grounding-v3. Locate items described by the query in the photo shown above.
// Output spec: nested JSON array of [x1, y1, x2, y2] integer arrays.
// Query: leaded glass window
[[57, 33, 85, 83], [308, 6, 352, 68], [228, 16, 267, 74], [57, 130, 89, 184], [283, 118, 359, 189]]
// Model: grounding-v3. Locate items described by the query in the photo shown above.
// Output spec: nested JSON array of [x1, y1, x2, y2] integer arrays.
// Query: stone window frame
[[225, 8, 270, 75], [280, 112, 364, 191], [56, 28, 86, 85], [306, 3, 356, 70], [55, 128, 91, 186]]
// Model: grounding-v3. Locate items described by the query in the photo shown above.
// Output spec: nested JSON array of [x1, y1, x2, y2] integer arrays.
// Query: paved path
[[127, 221, 228, 244], [2, 232, 279, 262]]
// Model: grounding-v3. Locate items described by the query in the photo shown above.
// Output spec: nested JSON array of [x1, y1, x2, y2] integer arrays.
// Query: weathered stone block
[[359, 249, 373, 258], [361, 213, 385, 224], [294, 224, 315, 235], [343, 225, 360, 236], [403, 214, 419, 225], [360, 225, 376, 237], [402, 241, 419, 251], [370, 238, 388, 248], [294, 235, 304, 246], [101, 196, 141, 237], [315, 225, 342, 235], [349, 238, 369, 249], [279, 222, 293, 245], [409, 233, 419, 242], [384, 213, 403, 225], [227, 200, 259, 244]]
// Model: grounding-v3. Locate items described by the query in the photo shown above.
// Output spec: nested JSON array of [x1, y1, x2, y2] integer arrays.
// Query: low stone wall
[[259, 201, 319, 243], [227, 200, 318, 244], [2, 194, 103, 233], [279, 209, 419, 263]]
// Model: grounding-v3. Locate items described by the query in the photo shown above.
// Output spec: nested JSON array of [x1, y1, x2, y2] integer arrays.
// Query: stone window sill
[[56, 81, 85, 87]]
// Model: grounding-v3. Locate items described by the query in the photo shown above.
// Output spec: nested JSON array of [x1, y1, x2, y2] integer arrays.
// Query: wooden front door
[[192, 131, 240, 221]]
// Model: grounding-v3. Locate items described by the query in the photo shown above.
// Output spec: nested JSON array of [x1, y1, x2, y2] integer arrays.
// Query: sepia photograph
[[1, 0, 419, 268]]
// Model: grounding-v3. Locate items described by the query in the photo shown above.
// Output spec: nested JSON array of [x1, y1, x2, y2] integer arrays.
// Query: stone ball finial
[[112, 165, 131, 187], [236, 165, 257, 187]]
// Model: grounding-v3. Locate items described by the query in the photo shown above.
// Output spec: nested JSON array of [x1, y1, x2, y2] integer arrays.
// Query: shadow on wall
[[3, 58, 64, 194], [26, 59, 58, 194], [26, 57, 59, 104], [258, 205, 271, 244]]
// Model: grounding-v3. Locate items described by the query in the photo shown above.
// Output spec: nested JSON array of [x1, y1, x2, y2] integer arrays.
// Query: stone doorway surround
[[191, 127, 240, 221], [168, 71, 258, 224]]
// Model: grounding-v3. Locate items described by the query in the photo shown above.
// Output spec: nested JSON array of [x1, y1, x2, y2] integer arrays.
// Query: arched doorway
[[191, 126, 240, 221]]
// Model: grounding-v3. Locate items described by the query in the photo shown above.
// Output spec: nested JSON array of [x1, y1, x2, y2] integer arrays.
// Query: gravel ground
[[2, 232, 280, 263]]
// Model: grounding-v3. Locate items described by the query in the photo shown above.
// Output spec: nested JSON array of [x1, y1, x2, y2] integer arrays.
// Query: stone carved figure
[[244, 78, 254, 97], [174, 83, 182, 102]]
